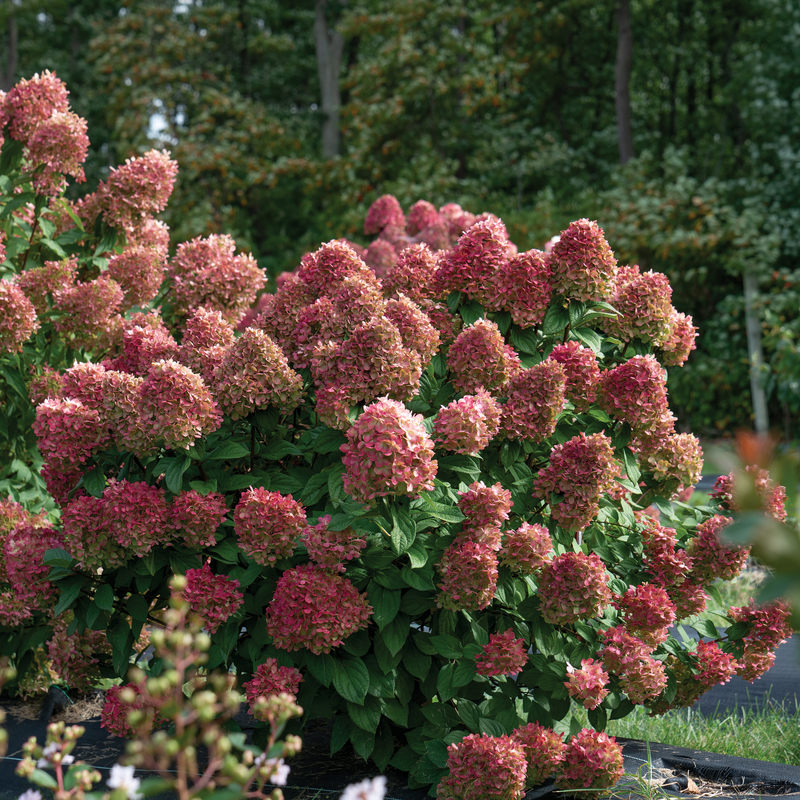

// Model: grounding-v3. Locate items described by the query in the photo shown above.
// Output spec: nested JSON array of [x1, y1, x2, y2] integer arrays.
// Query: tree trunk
[[0, 5, 17, 93], [744, 272, 770, 434], [314, 0, 344, 158], [615, 0, 634, 164]]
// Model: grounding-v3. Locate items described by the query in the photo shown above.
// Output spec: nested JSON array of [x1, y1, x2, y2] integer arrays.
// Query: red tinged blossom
[[549, 219, 617, 302], [265, 563, 373, 654]]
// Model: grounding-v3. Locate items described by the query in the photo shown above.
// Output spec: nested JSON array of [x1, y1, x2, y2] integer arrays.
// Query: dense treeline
[[3, 0, 799, 437]]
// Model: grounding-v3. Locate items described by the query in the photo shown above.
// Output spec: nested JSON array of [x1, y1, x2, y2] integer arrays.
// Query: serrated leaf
[[332, 656, 370, 705], [368, 581, 401, 630], [425, 738, 450, 768], [44, 548, 75, 568], [94, 584, 115, 612], [261, 440, 302, 460], [1, 366, 27, 399], [127, 594, 150, 624], [208, 441, 250, 460], [541, 303, 571, 335], [621, 447, 642, 483], [572, 326, 602, 353], [457, 698, 481, 732], [419, 495, 464, 524], [430, 634, 462, 659], [347, 694, 381, 732], [81, 466, 106, 498], [509, 325, 540, 355], [460, 300, 484, 326], [568, 300, 587, 327], [53, 576, 85, 616], [310, 427, 347, 454], [165, 455, 190, 494], [390, 507, 416, 556], [478, 718, 506, 736], [307, 652, 335, 687]]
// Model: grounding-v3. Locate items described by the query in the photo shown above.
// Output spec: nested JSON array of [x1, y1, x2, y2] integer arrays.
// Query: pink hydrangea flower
[[101, 682, 163, 738], [555, 729, 624, 792], [641, 432, 704, 496], [668, 580, 708, 620], [432, 218, 510, 303], [243, 658, 304, 714], [549, 219, 617, 302], [614, 583, 677, 633], [448, 318, 521, 395], [135, 359, 221, 450], [605, 267, 674, 346], [265, 563, 373, 654], [436, 540, 498, 612], [439, 202, 477, 239], [312, 318, 423, 429], [128, 217, 170, 256], [599, 625, 667, 704], [532, 432, 619, 532], [33, 397, 109, 471], [102, 479, 173, 556], [5, 70, 69, 141], [256, 273, 316, 354], [736, 649, 776, 683], [406, 200, 442, 236], [341, 397, 437, 503], [537, 552, 611, 626], [499, 359, 566, 442], [686, 515, 749, 585], [549, 341, 601, 410], [47, 618, 110, 692], [512, 723, 565, 786], [385, 294, 441, 365], [474, 630, 528, 676], [500, 522, 552, 574], [106, 245, 166, 309], [301, 515, 367, 572], [234, 487, 305, 565], [414, 299, 459, 345], [598, 355, 669, 431], [694, 640, 738, 688], [730, 600, 793, 653], [168, 233, 266, 322], [15, 257, 78, 313], [0, 280, 38, 353], [485, 249, 552, 328], [27, 365, 64, 406], [640, 521, 693, 588], [458, 481, 512, 530], [178, 307, 236, 383], [53, 275, 124, 350], [364, 194, 405, 235], [3, 521, 64, 616], [565, 658, 609, 710], [171, 490, 228, 549], [296, 240, 375, 300], [712, 465, 787, 522], [40, 462, 83, 507], [661, 310, 698, 366], [102, 149, 178, 229], [434, 390, 501, 455], [363, 238, 398, 278], [24, 110, 89, 196], [211, 327, 303, 420], [436, 733, 527, 800], [184, 563, 244, 634], [382, 243, 438, 303]]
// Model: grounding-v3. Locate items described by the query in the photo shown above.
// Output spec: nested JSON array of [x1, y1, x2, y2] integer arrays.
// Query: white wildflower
[[106, 763, 142, 800], [340, 775, 388, 800]]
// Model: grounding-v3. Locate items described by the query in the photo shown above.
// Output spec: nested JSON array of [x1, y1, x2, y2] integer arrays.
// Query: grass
[[605, 700, 800, 766]]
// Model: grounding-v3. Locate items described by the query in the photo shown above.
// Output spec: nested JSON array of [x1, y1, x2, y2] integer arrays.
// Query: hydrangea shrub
[[0, 74, 795, 799]]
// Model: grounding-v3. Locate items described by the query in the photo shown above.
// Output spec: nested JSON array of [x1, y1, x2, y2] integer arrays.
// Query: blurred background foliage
[[3, 0, 799, 440]]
